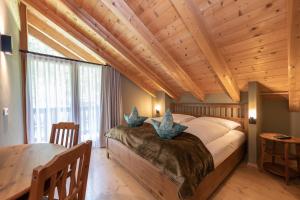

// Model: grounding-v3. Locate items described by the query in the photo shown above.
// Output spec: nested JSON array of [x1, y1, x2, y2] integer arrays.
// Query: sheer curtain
[[78, 63, 102, 147], [26, 54, 75, 143], [26, 53, 122, 147]]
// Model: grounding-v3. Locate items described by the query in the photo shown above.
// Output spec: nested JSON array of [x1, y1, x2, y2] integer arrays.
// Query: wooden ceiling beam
[[102, 0, 205, 100], [61, 0, 178, 99], [288, 0, 300, 111], [21, 0, 157, 97], [27, 11, 103, 64], [170, 0, 240, 102], [19, 1, 28, 144], [28, 25, 82, 60]]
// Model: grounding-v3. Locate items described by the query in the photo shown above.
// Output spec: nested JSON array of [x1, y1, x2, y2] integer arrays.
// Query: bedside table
[[260, 133, 300, 184]]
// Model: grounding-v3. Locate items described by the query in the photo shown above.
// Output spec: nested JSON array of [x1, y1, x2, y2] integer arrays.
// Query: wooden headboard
[[170, 103, 248, 131]]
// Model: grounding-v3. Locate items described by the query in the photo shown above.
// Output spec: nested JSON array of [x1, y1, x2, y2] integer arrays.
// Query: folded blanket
[[106, 123, 214, 198]]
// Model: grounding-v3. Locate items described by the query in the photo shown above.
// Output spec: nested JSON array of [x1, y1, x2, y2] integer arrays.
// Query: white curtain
[[26, 54, 103, 147], [78, 63, 102, 147], [27, 54, 74, 143]]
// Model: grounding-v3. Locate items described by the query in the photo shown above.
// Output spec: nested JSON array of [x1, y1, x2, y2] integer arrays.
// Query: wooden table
[[260, 133, 300, 184], [0, 143, 66, 199]]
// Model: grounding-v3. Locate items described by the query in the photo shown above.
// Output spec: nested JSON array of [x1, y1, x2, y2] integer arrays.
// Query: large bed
[[106, 103, 248, 200]]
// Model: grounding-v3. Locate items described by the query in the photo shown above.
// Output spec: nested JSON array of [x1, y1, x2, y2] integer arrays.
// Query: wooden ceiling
[[20, 0, 299, 110]]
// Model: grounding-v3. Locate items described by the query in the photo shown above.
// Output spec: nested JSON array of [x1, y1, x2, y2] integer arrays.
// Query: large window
[[27, 36, 102, 147]]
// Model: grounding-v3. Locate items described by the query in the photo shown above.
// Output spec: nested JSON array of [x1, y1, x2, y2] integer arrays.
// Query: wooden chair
[[28, 140, 92, 200], [50, 122, 79, 148]]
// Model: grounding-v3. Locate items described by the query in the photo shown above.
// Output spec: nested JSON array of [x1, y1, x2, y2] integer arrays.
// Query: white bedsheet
[[206, 130, 246, 167], [183, 118, 246, 167]]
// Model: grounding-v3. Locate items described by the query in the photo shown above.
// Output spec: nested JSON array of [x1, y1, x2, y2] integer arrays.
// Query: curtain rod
[[19, 49, 109, 67]]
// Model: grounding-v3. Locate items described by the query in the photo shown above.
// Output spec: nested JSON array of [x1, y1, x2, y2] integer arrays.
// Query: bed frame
[[106, 103, 248, 200]]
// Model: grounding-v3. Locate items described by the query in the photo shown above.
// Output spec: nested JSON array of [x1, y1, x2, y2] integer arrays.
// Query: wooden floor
[[86, 149, 300, 200]]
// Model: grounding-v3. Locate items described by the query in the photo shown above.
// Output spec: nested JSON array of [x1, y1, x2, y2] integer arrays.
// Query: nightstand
[[260, 133, 300, 184]]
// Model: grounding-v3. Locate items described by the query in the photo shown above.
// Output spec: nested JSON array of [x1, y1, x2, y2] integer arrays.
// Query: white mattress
[[206, 130, 246, 167]]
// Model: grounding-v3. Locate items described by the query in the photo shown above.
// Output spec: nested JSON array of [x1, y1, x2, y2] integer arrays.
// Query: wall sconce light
[[155, 104, 161, 117], [0, 34, 13, 55], [249, 109, 256, 124]]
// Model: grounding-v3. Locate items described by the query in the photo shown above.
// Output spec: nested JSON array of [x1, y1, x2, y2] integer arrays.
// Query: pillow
[[145, 114, 196, 124], [151, 110, 188, 139], [182, 118, 230, 144], [199, 117, 241, 130], [172, 114, 196, 123], [124, 107, 148, 127]]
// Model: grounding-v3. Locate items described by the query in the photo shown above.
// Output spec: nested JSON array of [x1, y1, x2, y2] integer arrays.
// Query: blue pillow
[[124, 107, 148, 127], [151, 110, 188, 139]]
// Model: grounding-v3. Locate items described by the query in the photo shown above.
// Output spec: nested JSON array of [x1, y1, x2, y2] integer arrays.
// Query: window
[[27, 36, 102, 147], [28, 35, 63, 57]]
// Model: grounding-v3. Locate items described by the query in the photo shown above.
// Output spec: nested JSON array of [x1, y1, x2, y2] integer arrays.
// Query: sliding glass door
[[26, 54, 102, 147]]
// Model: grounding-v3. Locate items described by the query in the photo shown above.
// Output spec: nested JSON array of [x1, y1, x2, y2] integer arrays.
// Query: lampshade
[[1, 35, 12, 55], [155, 104, 161, 112], [248, 108, 257, 124]]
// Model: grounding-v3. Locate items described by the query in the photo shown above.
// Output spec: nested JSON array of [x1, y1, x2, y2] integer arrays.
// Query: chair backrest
[[29, 140, 92, 200], [50, 122, 79, 148]]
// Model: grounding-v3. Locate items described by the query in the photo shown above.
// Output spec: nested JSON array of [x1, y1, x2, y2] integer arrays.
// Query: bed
[[106, 103, 248, 200]]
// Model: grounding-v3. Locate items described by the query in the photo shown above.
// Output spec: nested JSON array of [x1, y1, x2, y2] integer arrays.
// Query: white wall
[[262, 98, 290, 134], [121, 76, 153, 120], [0, 0, 24, 146], [290, 112, 300, 137]]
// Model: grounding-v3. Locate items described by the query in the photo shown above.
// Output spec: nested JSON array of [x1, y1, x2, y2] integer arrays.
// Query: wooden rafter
[[102, 0, 205, 100], [28, 25, 81, 60], [61, 0, 178, 99], [27, 11, 103, 64], [170, 0, 240, 102], [22, 0, 157, 97], [288, 0, 300, 111]]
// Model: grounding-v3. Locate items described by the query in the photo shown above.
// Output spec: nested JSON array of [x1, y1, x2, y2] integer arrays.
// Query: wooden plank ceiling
[[21, 0, 297, 109]]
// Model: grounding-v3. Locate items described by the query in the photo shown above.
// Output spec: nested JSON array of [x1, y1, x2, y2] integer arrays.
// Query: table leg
[[284, 143, 289, 184], [260, 139, 266, 170]]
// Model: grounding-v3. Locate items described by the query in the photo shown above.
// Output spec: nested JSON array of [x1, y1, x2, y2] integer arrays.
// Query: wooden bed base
[[106, 138, 246, 200]]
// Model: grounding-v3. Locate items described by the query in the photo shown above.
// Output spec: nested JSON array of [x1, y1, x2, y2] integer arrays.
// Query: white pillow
[[183, 118, 230, 144], [199, 117, 241, 130], [145, 114, 196, 124], [172, 114, 196, 123]]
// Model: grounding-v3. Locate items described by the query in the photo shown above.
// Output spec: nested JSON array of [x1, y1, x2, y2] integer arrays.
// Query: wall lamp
[[155, 104, 161, 117], [0, 34, 13, 55], [249, 109, 256, 124]]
